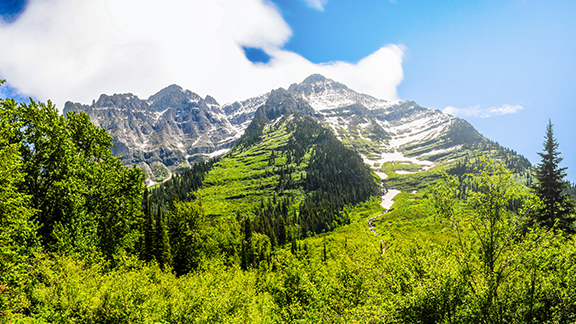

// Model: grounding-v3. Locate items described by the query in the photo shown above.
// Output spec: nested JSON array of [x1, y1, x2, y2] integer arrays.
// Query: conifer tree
[[142, 188, 156, 262], [241, 217, 254, 270], [277, 215, 287, 246], [290, 236, 298, 255], [532, 119, 575, 233], [155, 208, 172, 269]]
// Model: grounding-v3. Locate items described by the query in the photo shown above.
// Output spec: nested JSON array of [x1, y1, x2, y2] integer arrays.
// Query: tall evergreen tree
[[274, 215, 286, 246], [532, 119, 575, 232], [155, 208, 172, 269], [142, 188, 156, 262], [241, 217, 254, 270], [168, 199, 206, 275]]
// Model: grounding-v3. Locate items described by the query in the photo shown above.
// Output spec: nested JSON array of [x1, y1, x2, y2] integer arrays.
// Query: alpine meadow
[[2, 74, 576, 324]]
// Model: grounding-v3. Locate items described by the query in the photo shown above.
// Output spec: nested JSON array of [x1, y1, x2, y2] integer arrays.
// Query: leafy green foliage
[[28, 255, 275, 324], [2, 99, 145, 259], [379, 160, 423, 174], [140, 188, 155, 263], [427, 157, 547, 321], [384, 167, 443, 192], [7, 171, 576, 323], [0, 88, 38, 317], [373, 191, 452, 245], [168, 200, 208, 274]]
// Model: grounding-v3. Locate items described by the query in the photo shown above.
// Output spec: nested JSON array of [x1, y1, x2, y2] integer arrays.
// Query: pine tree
[[141, 187, 156, 262], [241, 217, 254, 270], [142, 189, 156, 262], [277, 215, 287, 246], [532, 119, 575, 233], [155, 207, 172, 269]]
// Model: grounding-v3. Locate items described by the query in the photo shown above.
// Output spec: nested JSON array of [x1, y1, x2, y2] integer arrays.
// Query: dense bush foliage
[[1, 92, 144, 259]]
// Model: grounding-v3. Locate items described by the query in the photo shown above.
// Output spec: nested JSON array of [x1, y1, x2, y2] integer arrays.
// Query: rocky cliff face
[[254, 74, 486, 181], [64, 74, 526, 184], [64, 85, 266, 183]]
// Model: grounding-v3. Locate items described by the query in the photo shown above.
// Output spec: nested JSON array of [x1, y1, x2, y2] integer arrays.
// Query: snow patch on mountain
[[207, 148, 230, 158], [381, 189, 401, 210]]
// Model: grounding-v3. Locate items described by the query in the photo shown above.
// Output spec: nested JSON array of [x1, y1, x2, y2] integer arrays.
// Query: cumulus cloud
[[0, 0, 404, 109], [443, 104, 523, 118], [302, 0, 329, 11]]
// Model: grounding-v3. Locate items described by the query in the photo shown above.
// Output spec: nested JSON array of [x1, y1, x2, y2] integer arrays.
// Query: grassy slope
[[196, 119, 308, 218], [300, 196, 384, 260], [312, 191, 455, 259]]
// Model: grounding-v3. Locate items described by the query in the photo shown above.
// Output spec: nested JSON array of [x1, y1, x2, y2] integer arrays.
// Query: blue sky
[[1, 0, 575, 182], [270, 0, 576, 182]]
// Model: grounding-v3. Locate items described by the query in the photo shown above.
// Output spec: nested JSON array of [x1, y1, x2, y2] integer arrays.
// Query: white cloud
[[302, 0, 329, 11], [0, 0, 404, 109], [443, 104, 523, 118]]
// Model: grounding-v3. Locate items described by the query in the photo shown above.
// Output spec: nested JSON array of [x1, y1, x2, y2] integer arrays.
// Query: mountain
[[64, 85, 267, 183], [64, 74, 531, 186]]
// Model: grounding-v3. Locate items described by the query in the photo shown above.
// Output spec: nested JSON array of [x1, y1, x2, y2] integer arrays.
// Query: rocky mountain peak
[[255, 88, 315, 121], [265, 88, 290, 106], [148, 84, 203, 111], [302, 73, 327, 84], [288, 74, 348, 97], [94, 93, 142, 109], [205, 95, 219, 106]]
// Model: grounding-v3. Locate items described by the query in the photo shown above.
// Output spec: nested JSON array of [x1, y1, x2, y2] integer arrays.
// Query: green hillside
[[152, 109, 380, 240]]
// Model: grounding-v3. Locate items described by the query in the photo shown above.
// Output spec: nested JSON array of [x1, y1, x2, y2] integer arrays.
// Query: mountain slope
[[152, 95, 380, 237], [64, 85, 267, 183], [286, 75, 531, 190], [65, 74, 531, 189]]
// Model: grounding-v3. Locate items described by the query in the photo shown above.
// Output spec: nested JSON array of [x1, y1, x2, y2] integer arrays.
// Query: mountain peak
[[93, 92, 141, 108], [148, 84, 184, 101], [205, 95, 219, 105], [148, 84, 203, 110], [289, 74, 348, 95], [302, 74, 327, 84], [300, 74, 347, 88]]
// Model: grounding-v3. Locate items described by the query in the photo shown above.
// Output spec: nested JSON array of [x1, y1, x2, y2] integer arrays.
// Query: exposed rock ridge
[[63, 74, 494, 183]]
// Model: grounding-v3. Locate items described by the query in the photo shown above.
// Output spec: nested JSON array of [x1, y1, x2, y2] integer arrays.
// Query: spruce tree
[[532, 119, 575, 233], [277, 215, 287, 246], [141, 187, 155, 262], [241, 217, 254, 270], [155, 207, 172, 269]]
